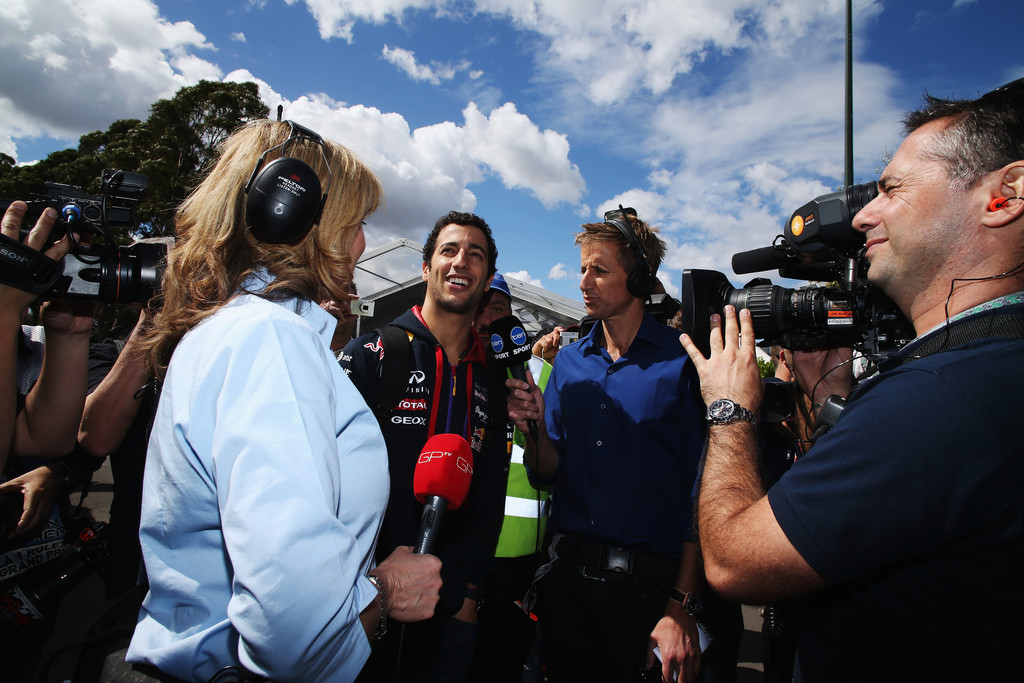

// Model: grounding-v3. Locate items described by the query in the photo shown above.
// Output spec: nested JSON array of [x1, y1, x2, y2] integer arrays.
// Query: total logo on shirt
[[398, 398, 428, 412]]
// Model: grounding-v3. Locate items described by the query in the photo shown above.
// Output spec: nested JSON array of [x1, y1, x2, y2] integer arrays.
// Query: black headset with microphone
[[604, 204, 656, 299], [244, 120, 333, 244]]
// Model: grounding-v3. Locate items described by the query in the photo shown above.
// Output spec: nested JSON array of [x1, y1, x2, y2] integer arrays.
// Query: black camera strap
[[813, 305, 1024, 439], [872, 306, 1024, 376], [0, 232, 65, 294]]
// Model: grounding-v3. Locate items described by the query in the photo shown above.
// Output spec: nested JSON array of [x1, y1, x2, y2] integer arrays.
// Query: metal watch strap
[[367, 574, 388, 641], [707, 398, 758, 426]]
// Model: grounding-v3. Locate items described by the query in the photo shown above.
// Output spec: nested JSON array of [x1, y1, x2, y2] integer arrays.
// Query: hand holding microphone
[[370, 547, 442, 624], [366, 433, 471, 628], [487, 315, 540, 443]]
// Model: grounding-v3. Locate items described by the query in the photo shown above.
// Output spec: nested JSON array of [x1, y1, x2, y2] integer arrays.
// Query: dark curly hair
[[422, 210, 497, 276]]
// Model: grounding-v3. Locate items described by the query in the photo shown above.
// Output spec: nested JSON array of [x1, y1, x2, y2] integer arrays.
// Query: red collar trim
[[411, 305, 488, 365]]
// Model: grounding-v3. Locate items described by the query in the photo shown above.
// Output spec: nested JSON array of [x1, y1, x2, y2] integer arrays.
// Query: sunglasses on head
[[979, 76, 1024, 102]]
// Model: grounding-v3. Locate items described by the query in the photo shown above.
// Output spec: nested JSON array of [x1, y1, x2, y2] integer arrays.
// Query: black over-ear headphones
[[604, 205, 656, 299], [244, 120, 333, 244]]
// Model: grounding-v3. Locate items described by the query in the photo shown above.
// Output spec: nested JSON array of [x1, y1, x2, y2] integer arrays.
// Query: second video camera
[[0, 170, 166, 304]]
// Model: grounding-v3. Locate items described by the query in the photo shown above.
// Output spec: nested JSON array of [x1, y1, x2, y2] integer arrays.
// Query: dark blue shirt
[[768, 303, 1024, 681], [542, 312, 706, 557]]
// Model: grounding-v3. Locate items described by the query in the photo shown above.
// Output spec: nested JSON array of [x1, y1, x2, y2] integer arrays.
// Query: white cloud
[[462, 102, 586, 207], [548, 262, 570, 280], [281, 0, 911, 290], [381, 45, 473, 85], [294, 0, 883, 105], [0, 0, 216, 157], [295, 0, 436, 42], [223, 71, 584, 243], [231, 32, 247, 42], [504, 270, 542, 287], [0, 0, 940, 296], [0, 0, 584, 240], [280, 0, 903, 285]]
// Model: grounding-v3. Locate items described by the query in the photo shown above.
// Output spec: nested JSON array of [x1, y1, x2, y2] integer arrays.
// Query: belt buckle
[[602, 545, 633, 574]]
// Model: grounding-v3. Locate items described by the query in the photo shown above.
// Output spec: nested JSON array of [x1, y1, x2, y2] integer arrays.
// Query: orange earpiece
[[990, 196, 1023, 211]]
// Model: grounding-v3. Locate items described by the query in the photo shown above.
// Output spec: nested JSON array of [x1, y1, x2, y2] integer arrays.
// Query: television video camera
[[0, 170, 166, 303], [680, 182, 914, 361]]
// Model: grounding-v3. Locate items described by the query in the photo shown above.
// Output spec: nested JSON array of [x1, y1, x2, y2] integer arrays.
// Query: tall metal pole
[[845, 0, 854, 188]]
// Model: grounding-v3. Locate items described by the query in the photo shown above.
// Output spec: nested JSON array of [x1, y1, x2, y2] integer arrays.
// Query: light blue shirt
[[127, 277, 390, 682]]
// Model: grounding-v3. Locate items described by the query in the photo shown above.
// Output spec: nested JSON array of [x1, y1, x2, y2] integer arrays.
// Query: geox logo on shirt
[[391, 415, 427, 426]]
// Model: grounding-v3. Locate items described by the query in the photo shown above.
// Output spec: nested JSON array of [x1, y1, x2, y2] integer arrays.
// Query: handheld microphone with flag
[[487, 315, 539, 443], [413, 434, 474, 555]]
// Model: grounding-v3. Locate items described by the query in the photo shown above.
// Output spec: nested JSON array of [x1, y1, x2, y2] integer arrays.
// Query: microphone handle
[[507, 361, 540, 444], [415, 494, 448, 555]]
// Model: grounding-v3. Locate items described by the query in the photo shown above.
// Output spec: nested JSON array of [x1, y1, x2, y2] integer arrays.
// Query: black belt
[[554, 535, 678, 584]]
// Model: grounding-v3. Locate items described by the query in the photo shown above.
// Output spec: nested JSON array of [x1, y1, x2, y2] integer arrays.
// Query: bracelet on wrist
[[366, 574, 388, 641]]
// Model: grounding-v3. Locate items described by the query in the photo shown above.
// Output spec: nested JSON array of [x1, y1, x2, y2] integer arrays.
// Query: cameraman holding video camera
[[680, 78, 1024, 681], [0, 200, 98, 676], [1, 202, 90, 472]]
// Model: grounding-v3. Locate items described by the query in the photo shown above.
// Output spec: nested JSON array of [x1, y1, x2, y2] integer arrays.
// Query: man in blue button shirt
[[507, 209, 736, 683]]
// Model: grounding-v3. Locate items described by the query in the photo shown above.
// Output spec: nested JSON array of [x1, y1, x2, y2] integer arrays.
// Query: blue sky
[[1, 0, 1021, 303]]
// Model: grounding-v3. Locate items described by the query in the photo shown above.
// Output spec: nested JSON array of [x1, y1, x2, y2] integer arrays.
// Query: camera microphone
[[731, 244, 802, 275], [413, 433, 474, 555], [486, 315, 538, 443]]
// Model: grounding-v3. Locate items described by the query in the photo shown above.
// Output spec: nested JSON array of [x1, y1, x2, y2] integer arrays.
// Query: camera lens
[[105, 243, 165, 303]]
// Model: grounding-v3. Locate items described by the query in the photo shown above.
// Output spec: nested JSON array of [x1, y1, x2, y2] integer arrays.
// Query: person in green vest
[[466, 272, 553, 683]]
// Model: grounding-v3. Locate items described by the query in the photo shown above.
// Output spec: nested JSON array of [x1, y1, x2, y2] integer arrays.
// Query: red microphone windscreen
[[413, 434, 474, 510]]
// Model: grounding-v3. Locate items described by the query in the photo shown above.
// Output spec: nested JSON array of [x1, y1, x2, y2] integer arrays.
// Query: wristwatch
[[669, 588, 704, 617], [706, 398, 758, 426]]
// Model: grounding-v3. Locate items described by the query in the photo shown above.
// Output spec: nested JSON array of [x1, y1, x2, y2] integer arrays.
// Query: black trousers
[[536, 557, 743, 683], [358, 613, 478, 683], [464, 553, 543, 683]]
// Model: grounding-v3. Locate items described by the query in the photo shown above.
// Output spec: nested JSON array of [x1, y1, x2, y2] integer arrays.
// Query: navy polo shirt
[[542, 312, 706, 558]]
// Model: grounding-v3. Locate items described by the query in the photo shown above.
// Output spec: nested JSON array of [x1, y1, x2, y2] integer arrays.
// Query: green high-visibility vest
[[494, 356, 552, 558]]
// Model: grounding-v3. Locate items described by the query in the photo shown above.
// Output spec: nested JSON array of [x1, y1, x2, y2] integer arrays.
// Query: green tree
[[0, 80, 269, 339], [0, 79, 268, 239], [130, 80, 269, 236]]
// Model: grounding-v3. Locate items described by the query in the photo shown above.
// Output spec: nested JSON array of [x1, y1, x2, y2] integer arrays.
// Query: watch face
[[686, 594, 704, 616], [709, 399, 735, 421]]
